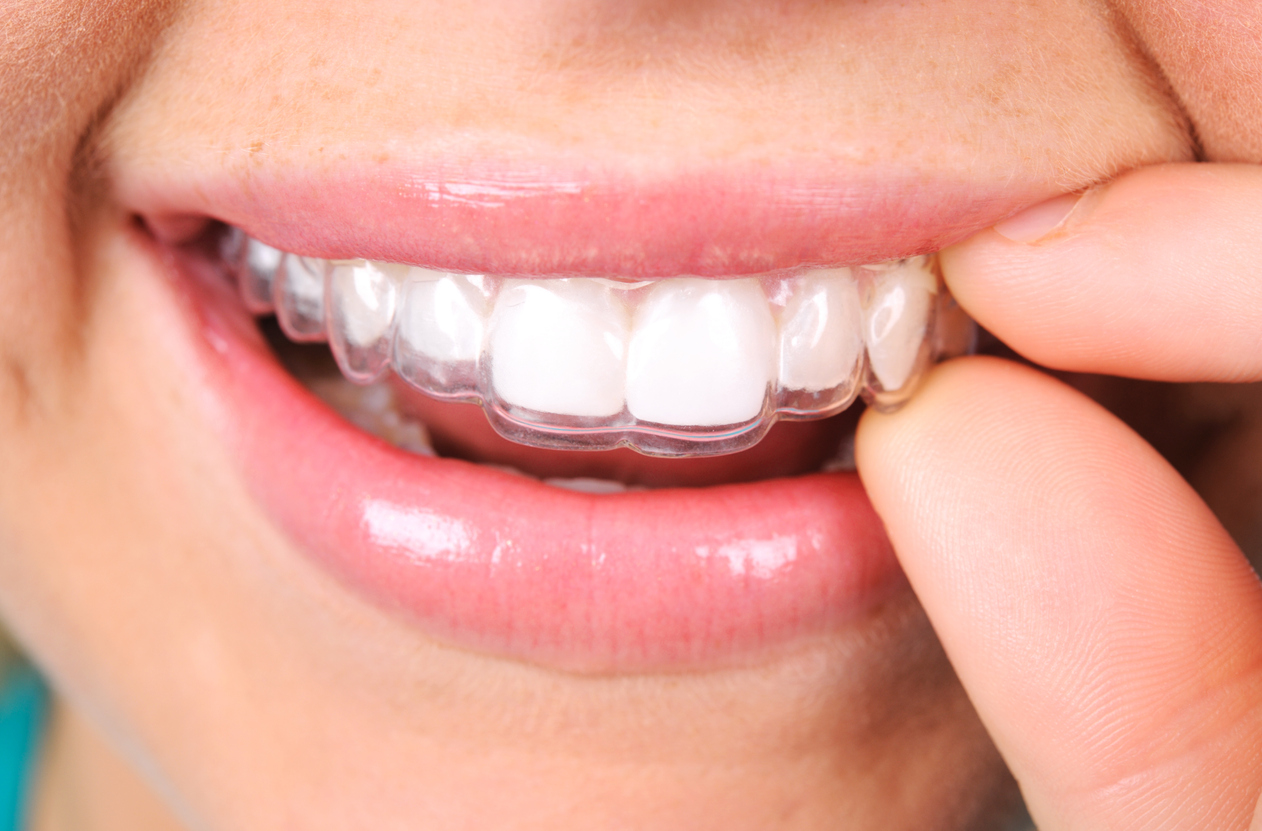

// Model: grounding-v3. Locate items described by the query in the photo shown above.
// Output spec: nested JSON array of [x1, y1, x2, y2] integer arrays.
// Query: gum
[[225, 229, 973, 457]]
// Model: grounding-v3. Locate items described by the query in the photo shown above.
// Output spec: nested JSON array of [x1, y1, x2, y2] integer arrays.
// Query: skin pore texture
[[2, 1, 1262, 829]]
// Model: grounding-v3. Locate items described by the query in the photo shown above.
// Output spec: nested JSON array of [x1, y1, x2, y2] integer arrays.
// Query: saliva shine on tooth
[[222, 228, 974, 457]]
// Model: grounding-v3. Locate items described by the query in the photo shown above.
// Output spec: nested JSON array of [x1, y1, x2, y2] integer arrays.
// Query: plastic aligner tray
[[224, 228, 975, 457]]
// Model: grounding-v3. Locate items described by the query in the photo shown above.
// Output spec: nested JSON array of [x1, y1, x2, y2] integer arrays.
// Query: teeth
[[305, 377, 436, 457], [240, 237, 282, 314], [274, 254, 328, 342], [489, 279, 629, 418], [392, 271, 487, 396], [778, 268, 863, 395], [327, 260, 400, 383], [225, 229, 967, 456], [626, 279, 774, 427], [862, 258, 937, 392]]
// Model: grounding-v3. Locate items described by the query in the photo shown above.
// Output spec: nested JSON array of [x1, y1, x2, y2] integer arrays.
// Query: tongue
[[388, 376, 860, 488]]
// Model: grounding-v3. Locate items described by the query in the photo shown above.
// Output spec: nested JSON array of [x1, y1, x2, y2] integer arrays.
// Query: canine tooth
[[274, 254, 328, 342], [327, 260, 400, 383], [489, 279, 628, 418], [863, 260, 937, 391], [778, 268, 863, 392], [240, 237, 282, 313], [393, 270, 488, 395], [626, 278, 775, 426]]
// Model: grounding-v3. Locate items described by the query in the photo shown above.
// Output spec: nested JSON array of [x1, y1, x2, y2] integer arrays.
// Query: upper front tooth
[[863, 259, 937, 391], [778, 268, 863, 392], [396, 271, 488, 365], [488, 279, 629, 418], [625, 278, 775, 426]]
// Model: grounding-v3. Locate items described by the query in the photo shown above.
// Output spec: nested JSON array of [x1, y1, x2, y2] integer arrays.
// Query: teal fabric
[[0, 663, 47, 831]]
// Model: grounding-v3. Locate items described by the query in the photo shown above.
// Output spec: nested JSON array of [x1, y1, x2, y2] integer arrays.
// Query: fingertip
[[856, 354, 1262, 831], [991, 192, 1084, 244]]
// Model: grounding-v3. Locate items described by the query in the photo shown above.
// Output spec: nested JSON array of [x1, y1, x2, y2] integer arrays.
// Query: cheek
[[1110, 0, 1262, 161], [0, 2, 187, 571], [0, 212, 237, 724]]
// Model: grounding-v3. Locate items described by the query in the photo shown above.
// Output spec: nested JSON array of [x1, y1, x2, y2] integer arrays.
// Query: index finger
[[940, 163, 1262, 384]]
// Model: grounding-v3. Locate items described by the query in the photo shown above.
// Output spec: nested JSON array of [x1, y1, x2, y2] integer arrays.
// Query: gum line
[[222, 228, 972, 457]]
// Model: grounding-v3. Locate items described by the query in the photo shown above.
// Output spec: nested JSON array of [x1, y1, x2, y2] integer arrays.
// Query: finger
[[940, 163, 1262, 383], [857, 357, 1262, 830]]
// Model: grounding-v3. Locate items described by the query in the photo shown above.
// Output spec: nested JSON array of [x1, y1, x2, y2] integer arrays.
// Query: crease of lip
[[124, 157, 1043, 277]]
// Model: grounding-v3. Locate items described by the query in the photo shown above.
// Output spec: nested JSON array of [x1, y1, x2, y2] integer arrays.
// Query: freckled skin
[[1, 1, 1260, 829]]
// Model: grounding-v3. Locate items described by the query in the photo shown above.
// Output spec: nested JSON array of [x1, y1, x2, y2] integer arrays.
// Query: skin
[[1, 1, 1260, 829]]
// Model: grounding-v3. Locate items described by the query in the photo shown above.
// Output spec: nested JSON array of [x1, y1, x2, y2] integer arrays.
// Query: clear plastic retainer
[[222, 227, 975, 458]]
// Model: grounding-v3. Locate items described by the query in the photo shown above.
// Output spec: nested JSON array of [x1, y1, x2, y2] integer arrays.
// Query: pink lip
[[129, 157, 1045, 672], [156, 243, 906, 673], [128, 158, 1039, 276]]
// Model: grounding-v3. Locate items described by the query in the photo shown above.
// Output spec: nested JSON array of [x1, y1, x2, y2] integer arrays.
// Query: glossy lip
[[124, 155, 1042, 277], [157, 235, 908, 673], [128, 157, 1050, 672]]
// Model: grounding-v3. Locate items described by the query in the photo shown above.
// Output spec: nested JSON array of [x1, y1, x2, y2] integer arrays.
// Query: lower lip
[[170, 237, 907, 673]]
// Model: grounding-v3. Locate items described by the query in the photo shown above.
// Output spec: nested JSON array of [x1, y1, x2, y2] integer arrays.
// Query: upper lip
[[121, 151, 1058, 277]]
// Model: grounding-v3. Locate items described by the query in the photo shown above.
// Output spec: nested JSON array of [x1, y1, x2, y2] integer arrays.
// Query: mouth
[[228, 224, 966, 458], [130, 162, 1013, 675]]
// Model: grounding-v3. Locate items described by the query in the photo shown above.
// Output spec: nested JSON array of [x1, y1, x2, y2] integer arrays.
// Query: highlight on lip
[[218, 226, 974, 457]]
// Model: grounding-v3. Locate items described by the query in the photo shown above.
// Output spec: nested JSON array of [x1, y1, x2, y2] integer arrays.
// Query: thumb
[[858, 357, 1262, 830]]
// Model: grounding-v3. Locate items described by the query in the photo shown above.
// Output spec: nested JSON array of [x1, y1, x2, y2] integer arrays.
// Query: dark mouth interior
[[260, 316, 864, 489]]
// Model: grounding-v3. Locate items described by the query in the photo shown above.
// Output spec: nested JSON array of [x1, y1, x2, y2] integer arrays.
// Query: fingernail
[[993, 192, 1084, 244]]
